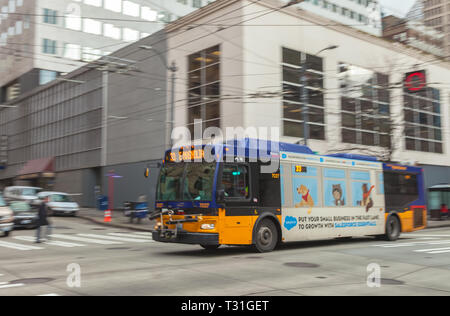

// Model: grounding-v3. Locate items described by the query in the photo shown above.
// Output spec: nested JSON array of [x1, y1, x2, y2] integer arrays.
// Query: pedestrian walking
[[36, 197, 52, 243], [441, 204, 449, 220]]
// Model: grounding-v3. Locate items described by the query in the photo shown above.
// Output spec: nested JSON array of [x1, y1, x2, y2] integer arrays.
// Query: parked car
[[9, 201, 38, 229], [37, 192, 80, 216], [3, 186, 42, 203], [0, 194, 14, 237]]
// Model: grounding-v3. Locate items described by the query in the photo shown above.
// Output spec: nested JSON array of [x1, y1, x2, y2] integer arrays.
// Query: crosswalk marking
[[49, 234, 122, 245], [0, 240, 43, 251], [0, 231, 157, 252], [14, 236, 85, 248], [415, 247, 450, 254], [374, 240, 450, 248], [78, 234, 150, 243], [0, 283, 24, 289], [108, 233, 154, 241], [132, 232, 153, 236]]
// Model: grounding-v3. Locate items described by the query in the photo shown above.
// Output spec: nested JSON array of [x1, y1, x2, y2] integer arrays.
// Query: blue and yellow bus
[[152, 139, 427, 252]]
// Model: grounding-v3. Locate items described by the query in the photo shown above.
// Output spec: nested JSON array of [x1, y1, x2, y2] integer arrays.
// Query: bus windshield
[[157, 163, 216, 202]]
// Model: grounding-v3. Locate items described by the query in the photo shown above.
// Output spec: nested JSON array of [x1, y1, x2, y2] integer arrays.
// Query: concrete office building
[[423, 0, 450, 54], [0, 0, 214, 102], [291, 0, 383, 36], [0, 30, 169, 208], [382, 14, 445, 57], [0, 0, 449, 209], [167, 0, 450, 192]]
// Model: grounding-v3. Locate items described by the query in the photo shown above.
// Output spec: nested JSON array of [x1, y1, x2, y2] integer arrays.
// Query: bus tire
[[254, 219, 278, 253], [200, 245, 220, 251], [384, 214, 401, 241]]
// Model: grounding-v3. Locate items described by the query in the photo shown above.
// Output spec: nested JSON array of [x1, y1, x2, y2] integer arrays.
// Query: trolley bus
[[151, 139, 427, 252]]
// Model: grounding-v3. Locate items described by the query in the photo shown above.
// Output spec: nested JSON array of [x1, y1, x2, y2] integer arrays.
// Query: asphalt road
[[1, 217, 450, 296]]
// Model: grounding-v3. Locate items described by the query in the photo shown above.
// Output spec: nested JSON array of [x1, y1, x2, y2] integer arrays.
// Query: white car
[[37, 192, 80, 216], [3, 186, 42, 203], [0, 194, 14, 237]]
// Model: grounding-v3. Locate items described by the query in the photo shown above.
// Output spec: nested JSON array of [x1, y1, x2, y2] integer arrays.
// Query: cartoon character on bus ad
[[295, 184, 315, 208], [332, 184, 345, 206], [361, 184, 375, 212]]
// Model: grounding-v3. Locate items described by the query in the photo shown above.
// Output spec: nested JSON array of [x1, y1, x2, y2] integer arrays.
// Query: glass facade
[[404, 86, 443, 153], [339, 62, 391, 147], [187, 45, 221, 138], [282, 47, 326, 140]]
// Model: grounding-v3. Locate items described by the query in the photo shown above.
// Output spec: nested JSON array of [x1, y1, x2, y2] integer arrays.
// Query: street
[[1, 217, 450, 296]]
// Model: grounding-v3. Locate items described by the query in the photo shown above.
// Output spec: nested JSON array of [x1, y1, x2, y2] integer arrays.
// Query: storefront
[[15, 157, 55, 190]]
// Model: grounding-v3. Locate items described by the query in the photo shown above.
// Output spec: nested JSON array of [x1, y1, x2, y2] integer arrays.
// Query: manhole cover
[[106, 247, 131, 250], [10, 278, 54, 285], [92, 228, 107, 231], [381, 279, 405, 285], [284, 262, 320, 268]]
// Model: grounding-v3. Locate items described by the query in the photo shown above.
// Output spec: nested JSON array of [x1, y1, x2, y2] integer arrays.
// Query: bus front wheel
[[384, 215, 401, 241], [254, 219, 278, 253]]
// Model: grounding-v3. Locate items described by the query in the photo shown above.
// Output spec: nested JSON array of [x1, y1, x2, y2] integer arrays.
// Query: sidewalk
[[427, 218, 450, 229], [77, 208, 155, 232]]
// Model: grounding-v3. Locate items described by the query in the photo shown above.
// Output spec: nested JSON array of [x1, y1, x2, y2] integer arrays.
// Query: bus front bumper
[[152, 231, 219, 245]]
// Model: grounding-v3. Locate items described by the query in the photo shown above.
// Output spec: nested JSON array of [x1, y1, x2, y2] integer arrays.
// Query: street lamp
[[300, 45, 338, 147], [140, 45, 178, 149]]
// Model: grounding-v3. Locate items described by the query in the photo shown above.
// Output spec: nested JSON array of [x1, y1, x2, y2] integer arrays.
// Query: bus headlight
[[201, 224, 215, 230]]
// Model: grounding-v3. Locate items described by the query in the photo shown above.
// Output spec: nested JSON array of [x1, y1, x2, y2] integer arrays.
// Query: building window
[[39, 70, 57, 85], [339, 63, 391, 148], [282, 47, 325, 140], [43, 8, 57, 24], [404, 86, 443, 153], [42, 38, 57, 54], [187, 45, 221, 139]]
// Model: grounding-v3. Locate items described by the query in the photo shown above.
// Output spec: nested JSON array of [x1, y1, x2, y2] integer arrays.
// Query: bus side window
[[222, 164, 250, 199], [259, 167, 281, 207]]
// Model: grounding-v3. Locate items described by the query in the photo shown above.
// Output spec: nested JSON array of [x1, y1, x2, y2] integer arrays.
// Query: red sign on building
[[404, 70, 427, 93]]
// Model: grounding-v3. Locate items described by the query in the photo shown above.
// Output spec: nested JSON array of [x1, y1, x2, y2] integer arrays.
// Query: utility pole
[[101, 70, 108, 167], [300, 56, 309, 147], [169, 61, 178, 149]]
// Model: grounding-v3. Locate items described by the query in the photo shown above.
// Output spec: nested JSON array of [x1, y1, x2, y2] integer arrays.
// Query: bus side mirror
[[216, 189, 225, 203]]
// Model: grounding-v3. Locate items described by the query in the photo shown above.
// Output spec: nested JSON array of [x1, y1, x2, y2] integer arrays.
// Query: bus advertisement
[[151, 139, 427, 252]]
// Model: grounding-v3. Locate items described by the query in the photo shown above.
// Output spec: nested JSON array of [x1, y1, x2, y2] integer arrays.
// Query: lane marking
[[14, 236, 85, 248], [0, 240, 43, 251], [374, 240, 450, 248], [0, 283, 24, 289], [50, 234, 122, 245], [415, 247, 450, 253], [132, 232, 153, 236], [78, 234, 150, 243], [38, 293, 60, 296], [407, 234, 450, 238], [108, 233, 154, 241]]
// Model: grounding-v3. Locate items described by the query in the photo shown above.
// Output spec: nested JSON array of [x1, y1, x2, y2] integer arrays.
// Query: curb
[[425, 223, 450, 230], [77, 214, 154, 233]]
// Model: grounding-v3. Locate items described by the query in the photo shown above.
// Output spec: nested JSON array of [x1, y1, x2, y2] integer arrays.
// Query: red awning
[[18, 157, 54, 176]]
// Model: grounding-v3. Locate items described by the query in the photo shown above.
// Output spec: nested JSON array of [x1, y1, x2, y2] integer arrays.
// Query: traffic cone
[[104, 210, 112, 223]]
